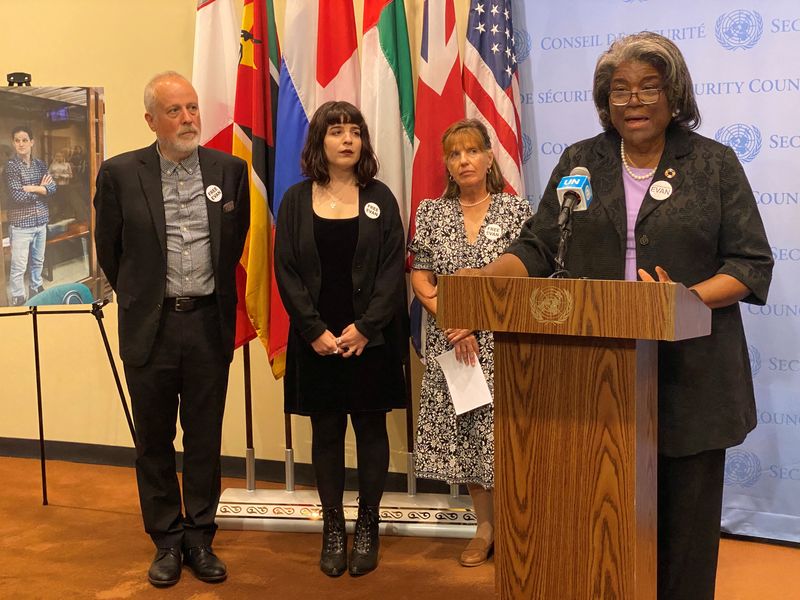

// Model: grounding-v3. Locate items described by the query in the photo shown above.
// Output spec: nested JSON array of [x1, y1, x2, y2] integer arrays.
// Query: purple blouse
[[621, 167, 654, 281]]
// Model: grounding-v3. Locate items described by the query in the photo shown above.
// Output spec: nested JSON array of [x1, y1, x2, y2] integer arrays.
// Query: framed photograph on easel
[[0, 86, 109, 307]]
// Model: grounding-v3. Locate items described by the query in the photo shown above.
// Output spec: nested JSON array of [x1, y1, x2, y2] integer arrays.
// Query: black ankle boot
[[349, 505, 380, 576], [320, 506, 347, 577]]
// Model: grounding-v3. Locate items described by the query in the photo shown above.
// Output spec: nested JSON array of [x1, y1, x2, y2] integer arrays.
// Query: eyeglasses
[[609, 88, 664, 106]]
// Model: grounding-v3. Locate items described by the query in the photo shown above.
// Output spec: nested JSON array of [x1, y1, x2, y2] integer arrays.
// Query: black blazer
[[508, 126, 773, 456], [274, 178, 407, 355], [94, 143, 250, 367]]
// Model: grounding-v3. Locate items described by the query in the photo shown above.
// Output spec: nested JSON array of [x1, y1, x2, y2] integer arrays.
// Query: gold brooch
[[665, 168, 676, 179]]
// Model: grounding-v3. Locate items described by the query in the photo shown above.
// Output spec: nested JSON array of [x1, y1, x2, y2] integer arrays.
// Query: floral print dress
[[409, 193, 532, 487]]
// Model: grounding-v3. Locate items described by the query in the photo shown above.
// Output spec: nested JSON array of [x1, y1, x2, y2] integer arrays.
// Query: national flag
[[233, 0, 286, 375], [463, 0, 525, 195], [274, 0, 359, 214], [361, 0, 415, 234], [192, 0, 257, 349], [192, 0, 239, 153], [271, 1, 359, 372], [409, 0, 464, 241]]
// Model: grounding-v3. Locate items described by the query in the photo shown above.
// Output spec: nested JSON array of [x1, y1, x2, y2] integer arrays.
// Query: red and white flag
[[191, 0, 239, 153], [316, 0, 360, 106]]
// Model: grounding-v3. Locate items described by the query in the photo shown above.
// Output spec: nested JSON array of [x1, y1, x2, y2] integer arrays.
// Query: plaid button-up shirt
[[4, 155, 56, 227]]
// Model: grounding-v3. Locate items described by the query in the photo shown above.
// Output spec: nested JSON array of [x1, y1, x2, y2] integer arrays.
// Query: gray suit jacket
[[508, 126, 773, 456]]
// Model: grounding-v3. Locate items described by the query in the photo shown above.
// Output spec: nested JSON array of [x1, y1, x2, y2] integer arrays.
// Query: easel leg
[[91, 301, 136, 446], [31, 307, 48, 506]]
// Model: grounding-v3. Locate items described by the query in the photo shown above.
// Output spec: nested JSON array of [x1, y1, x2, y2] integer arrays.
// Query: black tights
[[310, 412, 389, 508]]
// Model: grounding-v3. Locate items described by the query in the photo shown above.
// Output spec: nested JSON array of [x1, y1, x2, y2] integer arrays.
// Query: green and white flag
[[361, 0, 415, 234]]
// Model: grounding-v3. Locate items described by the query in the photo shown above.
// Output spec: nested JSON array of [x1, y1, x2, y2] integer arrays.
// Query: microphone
[[556, 167, 592, 227]]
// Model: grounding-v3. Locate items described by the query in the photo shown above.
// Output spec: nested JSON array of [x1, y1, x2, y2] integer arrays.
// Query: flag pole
[[404, 354, 416, 496], [284, 414, 294, 491], [243, 342, 256, 491]]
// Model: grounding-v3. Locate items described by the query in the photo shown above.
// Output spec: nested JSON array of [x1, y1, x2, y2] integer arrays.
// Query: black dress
[[283, 213, 405, 415]]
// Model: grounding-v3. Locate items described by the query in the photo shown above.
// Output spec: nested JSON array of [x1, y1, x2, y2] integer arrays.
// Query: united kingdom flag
[[408, 0, 465, 241], [463, 0, 525, 195]]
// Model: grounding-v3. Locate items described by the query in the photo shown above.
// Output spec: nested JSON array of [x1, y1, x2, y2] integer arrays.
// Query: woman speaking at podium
[[472, 33, 773, 600], [275, 101, 407, 578]]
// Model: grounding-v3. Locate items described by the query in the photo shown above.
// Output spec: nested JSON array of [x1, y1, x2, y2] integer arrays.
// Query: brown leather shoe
[[459, 537, 493, 567]]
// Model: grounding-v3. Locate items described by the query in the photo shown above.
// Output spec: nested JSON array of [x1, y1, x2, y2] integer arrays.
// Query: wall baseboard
[[0, 437, 454, 495]]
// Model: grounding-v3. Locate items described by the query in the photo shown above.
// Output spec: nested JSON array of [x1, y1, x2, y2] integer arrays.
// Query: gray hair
[[143, 71, 190, 114], [593, 32, 700, 132]]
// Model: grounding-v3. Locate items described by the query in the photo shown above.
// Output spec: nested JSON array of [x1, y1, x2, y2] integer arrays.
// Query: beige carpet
[[0, 457, 797, 600]]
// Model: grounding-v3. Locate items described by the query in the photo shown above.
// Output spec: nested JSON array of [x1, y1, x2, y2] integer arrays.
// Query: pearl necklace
[[620, 140, 657, 181], [459, 193, 491, 208]]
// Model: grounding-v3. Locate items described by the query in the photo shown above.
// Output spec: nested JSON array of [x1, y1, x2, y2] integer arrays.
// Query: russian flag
[[273, 0, 359, 216]]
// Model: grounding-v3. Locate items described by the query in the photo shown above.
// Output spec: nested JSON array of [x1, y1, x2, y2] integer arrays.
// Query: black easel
[[0, 301, 136, 505]]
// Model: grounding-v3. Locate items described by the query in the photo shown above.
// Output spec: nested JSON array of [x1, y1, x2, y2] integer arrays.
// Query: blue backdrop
[[513, 0, 800, 542]]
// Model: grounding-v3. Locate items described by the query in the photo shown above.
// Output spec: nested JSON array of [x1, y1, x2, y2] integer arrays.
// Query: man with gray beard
[[94, 72, 249, 588]]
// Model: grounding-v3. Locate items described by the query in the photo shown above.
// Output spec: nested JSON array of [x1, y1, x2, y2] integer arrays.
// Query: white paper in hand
[[434, 349, 493, 415]]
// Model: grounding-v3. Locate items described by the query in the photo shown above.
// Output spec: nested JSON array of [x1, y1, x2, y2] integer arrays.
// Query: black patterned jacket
[[507, 126, 773, 456]]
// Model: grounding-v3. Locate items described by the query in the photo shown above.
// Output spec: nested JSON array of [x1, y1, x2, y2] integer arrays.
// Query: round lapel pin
[[364, 202, 381, 219], [649, 180, 673, 201], [205, 185, 223, 203], [484, 224, 502, 240]]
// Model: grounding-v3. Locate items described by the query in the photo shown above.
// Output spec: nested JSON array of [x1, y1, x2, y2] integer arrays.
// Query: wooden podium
[[437, 276, 710, 600]]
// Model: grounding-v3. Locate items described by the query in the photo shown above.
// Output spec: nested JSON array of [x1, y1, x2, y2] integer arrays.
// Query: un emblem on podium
[[724, 449, 762, 488], [530, 287, 573, 324], [715, 124, 762, 163], [715, 10, 764, 50]]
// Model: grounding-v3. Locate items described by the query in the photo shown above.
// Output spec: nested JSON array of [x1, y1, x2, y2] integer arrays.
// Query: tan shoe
[[459, 537, 493, 567]]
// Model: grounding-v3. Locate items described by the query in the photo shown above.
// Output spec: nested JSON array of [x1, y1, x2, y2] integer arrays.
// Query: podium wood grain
[[437, 275, 709, 600]]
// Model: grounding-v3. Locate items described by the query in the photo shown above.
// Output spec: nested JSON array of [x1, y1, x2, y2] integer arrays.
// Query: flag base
[[216, 488, 476, 538]]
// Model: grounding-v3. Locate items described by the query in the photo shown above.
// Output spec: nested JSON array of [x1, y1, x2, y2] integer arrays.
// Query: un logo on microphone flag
[[716, 10, 764, 50], [724, 449, 762, 488], [715, 124, 762, 163]]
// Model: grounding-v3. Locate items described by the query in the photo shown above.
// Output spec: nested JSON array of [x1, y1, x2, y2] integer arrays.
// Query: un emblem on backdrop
[[748, 344, 762, 377], [521, 133, 533, 165], [513, 27, 532, 63], [715, 10, 764, 50], [724, 449, 762, 487], [715, 124, 762, 163]]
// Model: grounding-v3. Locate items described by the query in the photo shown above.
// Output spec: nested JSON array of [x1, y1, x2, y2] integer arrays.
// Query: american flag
[[463, 0, 525, 196]]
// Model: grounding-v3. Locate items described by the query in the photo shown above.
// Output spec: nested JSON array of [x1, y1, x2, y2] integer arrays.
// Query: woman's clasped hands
[[311, 325, 369, 358]]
